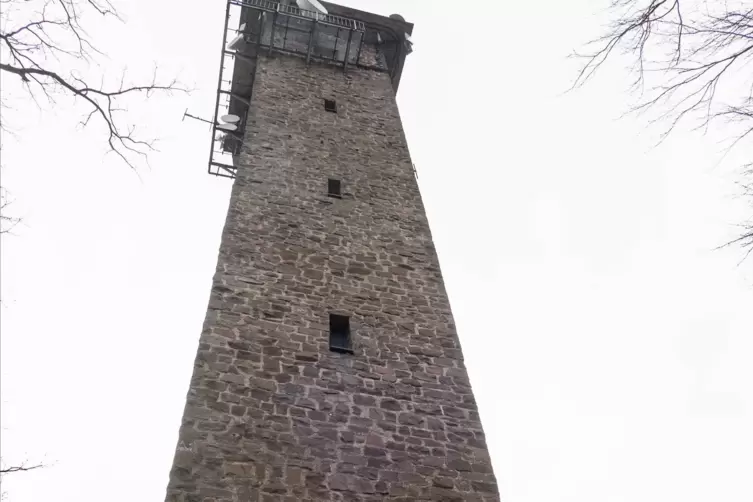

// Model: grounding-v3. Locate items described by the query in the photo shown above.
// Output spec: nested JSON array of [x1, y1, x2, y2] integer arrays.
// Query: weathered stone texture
[[165, 52, 500, 501]]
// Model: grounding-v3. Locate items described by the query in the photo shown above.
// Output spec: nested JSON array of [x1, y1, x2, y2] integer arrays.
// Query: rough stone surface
[[165, 47, 500, 501]]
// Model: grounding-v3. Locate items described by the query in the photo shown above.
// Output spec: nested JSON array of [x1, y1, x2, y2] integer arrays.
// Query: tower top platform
[[208, 0, 414, 178]]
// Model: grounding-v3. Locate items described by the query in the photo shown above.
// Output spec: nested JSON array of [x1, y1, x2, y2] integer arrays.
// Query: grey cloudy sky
[[2, 0, 752, 501]]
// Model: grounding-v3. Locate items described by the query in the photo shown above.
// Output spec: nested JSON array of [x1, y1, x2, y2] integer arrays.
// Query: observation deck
[[208, 0, 413, 178]]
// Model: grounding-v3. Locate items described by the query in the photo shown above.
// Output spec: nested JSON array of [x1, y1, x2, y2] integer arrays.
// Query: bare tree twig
[[0, 459, 46, 500], [574, 0, 753, 259], [1, 62, 186, 168], [0, 464, 44, 475], [0, 0, 188, 170], [0, 186, 21, 234]]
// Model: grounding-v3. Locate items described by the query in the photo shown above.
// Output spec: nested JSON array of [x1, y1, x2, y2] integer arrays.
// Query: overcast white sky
[[2, 0, 753, 501]]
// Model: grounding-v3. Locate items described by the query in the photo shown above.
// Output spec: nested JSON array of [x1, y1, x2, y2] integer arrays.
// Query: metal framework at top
[[238, 0, 365, 31], [208, 0, 379, 179]]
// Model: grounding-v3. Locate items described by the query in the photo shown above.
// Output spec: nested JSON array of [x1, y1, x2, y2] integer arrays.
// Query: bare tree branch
[[0, 459, 46, 500], [1, 62, 185, 167], [0, 0, 187, 170], [0, 464, 44, 475], [574, 0, 753, 258], [0, 186, 21, 234]]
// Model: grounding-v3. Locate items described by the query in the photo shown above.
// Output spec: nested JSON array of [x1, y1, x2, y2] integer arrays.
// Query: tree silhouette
[[0, 0, 186, 167], [574, 0, 753, 259], [0, 460, 45, 500]]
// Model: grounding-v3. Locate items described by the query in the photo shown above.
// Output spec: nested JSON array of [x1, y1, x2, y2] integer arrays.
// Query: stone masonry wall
[[165, 52, 500, 502]]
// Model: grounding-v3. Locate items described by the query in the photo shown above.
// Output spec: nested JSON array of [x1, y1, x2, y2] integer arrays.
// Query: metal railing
[[209, 0, 374, 178], [231, 0, 365, 31]]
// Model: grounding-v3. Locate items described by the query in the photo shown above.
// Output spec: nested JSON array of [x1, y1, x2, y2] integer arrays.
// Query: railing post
[[355, 31, 363, 67], [343, 29, 353, 71], [306, 19, 316, 66], [268, 6, 278, 56]]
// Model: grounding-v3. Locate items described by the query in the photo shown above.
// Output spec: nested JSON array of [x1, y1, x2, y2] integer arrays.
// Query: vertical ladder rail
[[306, 19, 317, 65], [343, 29, 353, 71], [208, 0, 233, 176], [268, 8, 278, 56]]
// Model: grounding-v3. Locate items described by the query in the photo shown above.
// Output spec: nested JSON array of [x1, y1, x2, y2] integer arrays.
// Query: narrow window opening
[[324, 99, 337, 113], [328, 178, 342, 198], [329, 314, 353, 354]]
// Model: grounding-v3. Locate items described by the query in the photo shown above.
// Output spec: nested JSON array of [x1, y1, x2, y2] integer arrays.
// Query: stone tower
[[165, 1, 500, 501]]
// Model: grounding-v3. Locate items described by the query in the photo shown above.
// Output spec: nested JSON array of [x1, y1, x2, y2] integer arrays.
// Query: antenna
[[227, 23, 247, 51], [183, 109, 243, 132], [183, 109, 214, 128], [297, 0, 328, 15]]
